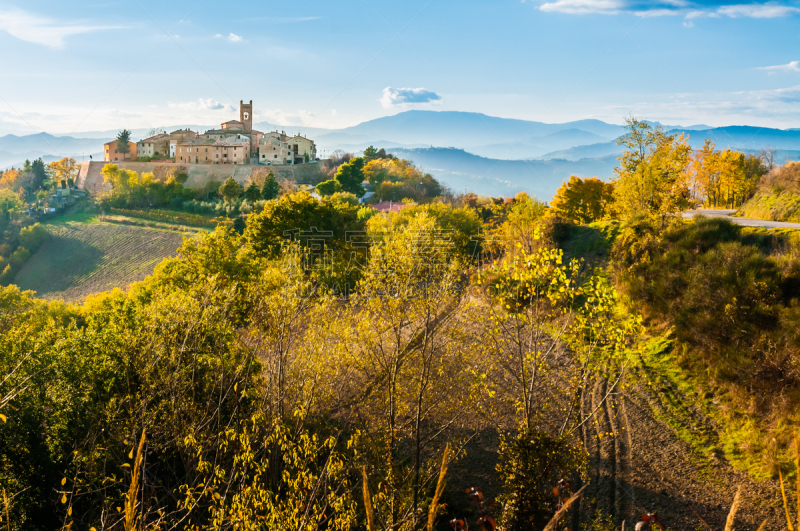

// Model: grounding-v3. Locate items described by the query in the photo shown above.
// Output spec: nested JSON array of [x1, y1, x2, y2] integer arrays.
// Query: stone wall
[[76, 160, 331, 195]]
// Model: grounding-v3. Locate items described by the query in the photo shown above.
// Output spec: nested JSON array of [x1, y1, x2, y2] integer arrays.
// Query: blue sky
[[0, 0, 799, 135]]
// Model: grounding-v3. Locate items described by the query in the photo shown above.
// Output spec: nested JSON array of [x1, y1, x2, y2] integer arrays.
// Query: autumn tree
[[690, 140, 758, 208], [549, 175, 615, 224], [46, 158, 78, 187], [338, 214, 468, 530], [613, 116, 692, 223]]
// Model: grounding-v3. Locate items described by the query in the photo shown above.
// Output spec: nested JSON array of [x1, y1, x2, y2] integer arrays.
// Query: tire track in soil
[[578, 375, 635, 529]]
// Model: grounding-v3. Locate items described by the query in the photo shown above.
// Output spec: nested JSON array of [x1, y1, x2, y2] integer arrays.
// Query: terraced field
[[13, 219, 187, 301]]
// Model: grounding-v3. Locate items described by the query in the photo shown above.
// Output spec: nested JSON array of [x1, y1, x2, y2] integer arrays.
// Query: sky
[[0, 0, 799, 135]]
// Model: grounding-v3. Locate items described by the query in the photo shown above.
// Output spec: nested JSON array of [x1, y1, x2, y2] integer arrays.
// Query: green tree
[[244, 181, 261, 202], [332, 157, 365, 197], [314, 179, 340, 196], [116, 129, 132, 156], [261, 171, 280, 200], [219, 177, 243, 202], [363, 145, 378, 163], [30, 158, 47, 188]]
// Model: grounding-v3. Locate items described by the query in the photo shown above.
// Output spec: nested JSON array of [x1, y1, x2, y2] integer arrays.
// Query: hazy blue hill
[[540, 141, 621, 161], [318, 110, 622, 149], [0, 133, 108, 169], [388, 147, 618, 200], [669, 125, 800, 150]]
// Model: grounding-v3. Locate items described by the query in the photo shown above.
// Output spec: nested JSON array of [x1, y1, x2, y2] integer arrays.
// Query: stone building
[[129, 100, 315, 165]]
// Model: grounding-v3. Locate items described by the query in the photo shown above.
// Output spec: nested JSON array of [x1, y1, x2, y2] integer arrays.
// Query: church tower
[[240, 100, 253, 132]]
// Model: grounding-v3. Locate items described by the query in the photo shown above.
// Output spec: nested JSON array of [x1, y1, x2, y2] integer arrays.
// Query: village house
[[104, 140, 137, 161], [126, 100, 317, 166]]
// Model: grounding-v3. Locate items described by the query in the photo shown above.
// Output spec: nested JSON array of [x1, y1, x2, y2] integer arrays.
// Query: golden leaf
[[61, 494, 67, 504], [61, 477, 67, 486], [0, 413, 6, 423], [128, 449, 133, 459]]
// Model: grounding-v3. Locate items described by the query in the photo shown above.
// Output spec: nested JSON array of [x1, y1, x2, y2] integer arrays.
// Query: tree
[[690, 141, 755, 208], [244, 181, 261, 202], [261, 171, 280, 200], [232, 216, 246, 234], [219, 177, 243, 202], [314, 179, 340, 196], [30, 158, 47, 189], [549, 176, 615, 224], [47, 158, 78, 186], [116, 129, 132, 157], [363, 145, 379, 163], [332, 157, 365, 197], [613, 116, 692, 223]]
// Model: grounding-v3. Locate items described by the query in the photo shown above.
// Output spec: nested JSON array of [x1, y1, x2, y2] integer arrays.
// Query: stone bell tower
[[240, 100, 252, 132]]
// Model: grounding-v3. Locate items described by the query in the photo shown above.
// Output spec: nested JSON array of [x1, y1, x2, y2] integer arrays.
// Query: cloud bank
[[760, 60, 800, 73], [381, 87, 442, 108], [538, 1, 800, 18], [0, 7, 119, 48]]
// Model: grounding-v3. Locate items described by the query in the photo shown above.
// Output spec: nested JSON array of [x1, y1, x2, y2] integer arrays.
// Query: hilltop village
[[103, 100, 317, 166]]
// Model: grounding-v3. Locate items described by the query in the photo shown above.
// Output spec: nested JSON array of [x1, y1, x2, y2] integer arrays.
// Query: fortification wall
[[76, 160, 330, 195]]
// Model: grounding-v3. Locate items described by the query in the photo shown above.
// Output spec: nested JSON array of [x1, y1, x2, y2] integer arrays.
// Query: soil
[[576, 365, 784, 531]]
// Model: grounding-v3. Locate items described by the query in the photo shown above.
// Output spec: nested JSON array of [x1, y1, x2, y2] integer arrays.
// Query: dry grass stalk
[[755, 519, 768, 531], [780, 467, 796, 531], [724, 485, 741, 531], [124, 430, 146, 531], [3, 487, 10, 531], [795, 434, 800, 530], [427, 444, 451, 531], [362, 466, 375, 531], [541, 484, 586, 531]]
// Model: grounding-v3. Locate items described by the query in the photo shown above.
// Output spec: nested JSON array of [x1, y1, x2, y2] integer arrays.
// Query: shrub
[[496, 430, 586, 531], [18, 224, 48, 253]]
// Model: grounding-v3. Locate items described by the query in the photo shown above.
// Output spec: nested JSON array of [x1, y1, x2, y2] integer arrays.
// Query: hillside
[[738, 162, 800, 222], [387, 147, 618, 199], [13, 217, 186, 301]]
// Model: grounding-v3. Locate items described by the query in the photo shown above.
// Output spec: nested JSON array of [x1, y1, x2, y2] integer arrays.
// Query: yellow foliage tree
[[549, 175, 615, 224], [613, 117, 692, 223], [690, 140, 752, 208]]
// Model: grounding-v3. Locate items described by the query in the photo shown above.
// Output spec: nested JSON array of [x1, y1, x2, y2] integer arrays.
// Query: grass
[[13, 220, 186, 302], [558, 220, 620, 265]]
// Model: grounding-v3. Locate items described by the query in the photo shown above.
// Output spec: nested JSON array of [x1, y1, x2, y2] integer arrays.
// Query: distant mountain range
[[3, 110, 799, 201]]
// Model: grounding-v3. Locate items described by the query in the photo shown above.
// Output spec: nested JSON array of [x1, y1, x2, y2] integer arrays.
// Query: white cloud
[[759, 60, 800, 73], [214, 32, 243, 42], [537, 0, 800, 18], [540, 0, 623, 14], [683, 19, 695, 26], [0, 7, 119, 48], [168, 99, 236, 112], [380, 87, 442, 108], [718, 3, 800, 17]]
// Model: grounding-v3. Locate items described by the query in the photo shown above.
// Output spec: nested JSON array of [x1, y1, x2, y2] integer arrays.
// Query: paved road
[[682, 209, 800, 229]]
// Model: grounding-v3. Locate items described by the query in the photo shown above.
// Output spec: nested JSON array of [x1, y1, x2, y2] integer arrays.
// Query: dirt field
[[13, 218, 186, 302]]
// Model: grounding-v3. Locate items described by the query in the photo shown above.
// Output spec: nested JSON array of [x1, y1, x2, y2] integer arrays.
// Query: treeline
[[316, 147, 443, 203], [0, 185, 637, 530], [547, 119, 771, 226], [100, 165, 281, 217], [0, 189, 48, 285]]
